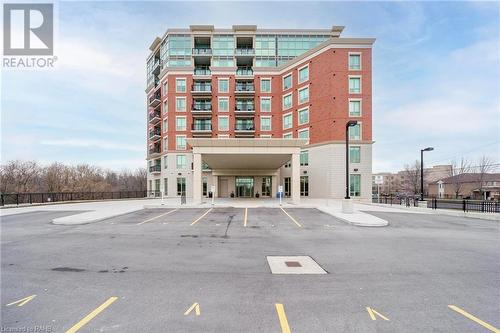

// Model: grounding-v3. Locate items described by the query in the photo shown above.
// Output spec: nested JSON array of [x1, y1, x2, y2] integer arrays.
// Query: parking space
[[1, 208, 499, 332]]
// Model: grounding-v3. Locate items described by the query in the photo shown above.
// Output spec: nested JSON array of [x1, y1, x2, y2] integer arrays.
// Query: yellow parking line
[[244, 208, 248, 227], [275, 303, 292, 333], [137, 209, 178, 225], [448, 305, 500, 333], [280, 208, 302, 228], [65, 297, 118, 333], [190, 208, 213, 226]]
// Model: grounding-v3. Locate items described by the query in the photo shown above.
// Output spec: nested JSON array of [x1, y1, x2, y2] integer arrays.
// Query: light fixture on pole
[[420, 147, 434, 201]]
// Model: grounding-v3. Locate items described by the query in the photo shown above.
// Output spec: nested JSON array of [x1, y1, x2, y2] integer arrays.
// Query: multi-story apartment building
[[146, 25, 375, 203]]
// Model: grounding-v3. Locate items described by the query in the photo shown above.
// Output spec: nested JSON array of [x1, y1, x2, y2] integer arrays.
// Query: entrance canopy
[[187, 138, 307, 170]]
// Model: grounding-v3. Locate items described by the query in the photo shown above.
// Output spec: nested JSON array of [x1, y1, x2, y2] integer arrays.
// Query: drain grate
[[267, 256, 327, 274]]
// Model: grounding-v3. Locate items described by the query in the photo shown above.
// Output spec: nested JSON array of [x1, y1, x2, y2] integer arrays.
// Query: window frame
[[298, 127, 310, 144], [283, 132, 293, 139], [348, 98, 362, 117], [348, 122, 362, 140], [162, 119, 168, 132], [282, 73, 292, 91], [298, 64, 309, 84], [218, 78, 229, 93], [282, 92, 293, 110], [218, 96, 229, 112], [260, 116, 272, 131], [175, 78, 186, 93], [348, 52, 362, 71], [175, 135, 187, 150], [350, 146, 361, 163], [348, 75, 362, 94], [298, 85, 309, 105], [176, 154, 187, 169], [175, 116, 186, 131], [175, 97, 186, 112], [218, 115, 229, 131], [260, 97, 271, 112], [349, 174, 361, 197], [282, 112, 293, 130], [298, 107, 309, 125], [260, 78, 272, 93]]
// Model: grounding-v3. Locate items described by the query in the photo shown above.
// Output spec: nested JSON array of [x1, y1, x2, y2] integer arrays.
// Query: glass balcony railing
[[192, 123, 212, 131], [192, 48, 212, 55], [194, 67, 211, 75], [235, 84, 255, 92], [192, 84, 212, 92], [148, 92, 161, 106], [149, 145, 161, 155], [148, 111, 161, 122], [149, 128, 161, 139], [235, 123, 255, 131], [236, 67, 253, 76], [235, 48, 255, 55], [149, 165, 161, 172], [192, 103, 212, 111], [235, 103, 255, 111]]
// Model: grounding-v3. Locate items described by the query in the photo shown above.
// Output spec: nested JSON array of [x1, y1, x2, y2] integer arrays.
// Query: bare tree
[[476, 155, 495, 199], [448, 158, 471, 199], [0, 160, 40, 193], [402, 160, 421, 195]]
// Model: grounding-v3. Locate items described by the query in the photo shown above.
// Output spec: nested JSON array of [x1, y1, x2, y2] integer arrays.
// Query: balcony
[[235, 48, 255, 56], [149, 127, 161, 141], [191, 83, 212, 95], [194, 67, 211, 76], [235, 123, 255, 132], [236, 67, 253, 76], [152, 58, 161, 75], [149, 164, 161, 173], [192, 103, 212, 114], [192, 48, 212, 56], [148, 91, 161, 107], [148, 110, 161, 124], [149, 145, 161, 157], [235, 103, 255, 113], [235, 83, 255, 94]]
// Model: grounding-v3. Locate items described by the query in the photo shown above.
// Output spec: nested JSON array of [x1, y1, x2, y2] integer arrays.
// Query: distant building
[[428, 173, 500, 200]]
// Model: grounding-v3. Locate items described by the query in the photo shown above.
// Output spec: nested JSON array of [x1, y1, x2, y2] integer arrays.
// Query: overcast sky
[[1, 1, 499, 172]]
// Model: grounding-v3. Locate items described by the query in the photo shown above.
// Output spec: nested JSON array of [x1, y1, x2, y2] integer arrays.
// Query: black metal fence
[[1, 191, 147, 207], [373, 195, 419, 207], [428, 198, 500, 213]]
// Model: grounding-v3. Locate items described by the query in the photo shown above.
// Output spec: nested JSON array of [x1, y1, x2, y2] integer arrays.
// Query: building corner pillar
[[193, 153, 202, 203], [291, 152, 300, 204]]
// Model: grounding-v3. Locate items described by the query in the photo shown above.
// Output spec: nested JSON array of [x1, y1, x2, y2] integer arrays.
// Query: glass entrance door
[[236, 177, 254, 198]]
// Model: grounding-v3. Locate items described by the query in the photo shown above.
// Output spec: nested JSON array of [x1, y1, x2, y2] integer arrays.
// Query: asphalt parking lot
[[1, 207, 499, 332]]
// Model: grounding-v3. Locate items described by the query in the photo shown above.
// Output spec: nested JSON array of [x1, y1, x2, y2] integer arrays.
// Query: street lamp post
[[345, 120, 358, 199], [420, 147, 434, 201]]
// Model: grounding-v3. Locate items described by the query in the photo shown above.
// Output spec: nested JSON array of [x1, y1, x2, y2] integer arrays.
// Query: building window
[[349, 77, 361, 94], [175, 97, 186, 112], [298, 86, 309, 104], [176, 155, 187, 169], [218, 116, 229, 131], [261, 116, 272, 131], [202, 177, 208, 196], [349, 99, 361, 117], [283, 113, 293, 130], [175, 78, 186, 92], [163, 178, 168, 196], [349, 53, 361, 70], [261, 78, 271, 93], [218, 97, 229, 112], [300, 176, 309, 196], [282, 93, 292, 110], [298, 128, 309, 143], [163, 155, 168, 169], [349, 124, 361, 140], [155, 179, 161, 192], [283, 132, 293, 139], [283, 73, 292, 90], [218, 78, 229, 93], [350, 146, 361, 163], [298, 65, 309, 83], [175, 116, 186, 131], [176, 135, 186, 150], [260, 97, 271, 112], [162, 81, 168, 94], [298, 107, 309, 125], [300, 150, 309, 166], [163, 138, 168, 152], [350, 174, 361, 197], [163, 119, 168, 132], [177, 177, 186, 196], [284, 177, 291, 197], [148, 180, 152, 192], [163, 100, 168, 114]]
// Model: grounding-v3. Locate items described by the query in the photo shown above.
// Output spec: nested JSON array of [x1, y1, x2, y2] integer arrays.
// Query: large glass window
[[177, 177, 186, 196], [176, 155, 187, 169], [260, 97, 271, 112], [212, 57, 234, 67], [350, 174, 361, 197], [277, 35, 329, 58], [350, 146, 361, 163], [349, 100, 361, 117], [298, 128, 309, 143], [175, 116, 186, 131], [176, 136, 186, 150], [283, 74, 292, 90], [261, 117, 271, 131], [300, 176, 309, 196], [349, 77, 361, 94], [299, 66, 309, 83], [218, 97, 229, 112], [349, 54, 361, 70], [298, 86, 309, 104], [218, 78, 229, 93], [175, 97, 186, 112], [349, 124, 361, 140], [298, 108, 309, 125], [255, 35, 276, 56], [283, 113, 293, 130], [212, 35, 235, 56], [176, 78, 186, 92], [261, 79, 271, 92], [283, 93, 292, 110], [218, 116, 229, 131], [300, 150, 309, 166]]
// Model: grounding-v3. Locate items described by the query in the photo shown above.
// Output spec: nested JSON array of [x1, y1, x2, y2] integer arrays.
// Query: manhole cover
[[266, 256, 327, 274]]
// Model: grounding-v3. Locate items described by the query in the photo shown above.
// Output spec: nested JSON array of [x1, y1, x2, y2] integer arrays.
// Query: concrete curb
[[316, 206, 389, 227]]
